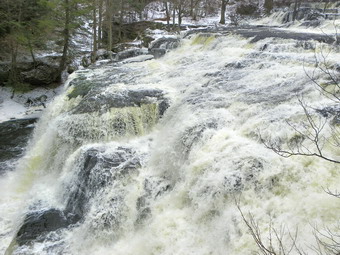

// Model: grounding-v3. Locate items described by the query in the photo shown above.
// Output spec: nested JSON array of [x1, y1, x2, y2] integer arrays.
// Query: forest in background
[[0, 0, 337, 92]]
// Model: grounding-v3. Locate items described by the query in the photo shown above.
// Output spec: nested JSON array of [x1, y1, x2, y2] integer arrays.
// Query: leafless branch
[[235, 201, 306, 255]]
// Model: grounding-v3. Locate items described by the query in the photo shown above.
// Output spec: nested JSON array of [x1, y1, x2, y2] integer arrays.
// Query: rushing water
[[0, 29, 339, 255]]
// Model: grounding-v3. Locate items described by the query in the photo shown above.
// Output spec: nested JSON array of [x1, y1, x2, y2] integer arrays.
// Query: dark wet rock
[[148, 37, 180, 58], [22, 65, 58, 86], [122, 54, 154, 64], [294, 41, 316, 50], [185, 26, 339, 45], [136, 177, 172, 225], [96, 49, 115, 60], [0, 55, 60, 87], [241, 81, 305, 104], [223, 158, 264, 193], [181, 121, 218, 155], [71, 88, 169, 116], [64, 146, 141, 220], [0, 118, 37, 174], [26, 56, 60, 85], [225, 61, 247, 69], [25, 95, 48, 108], [158, 100, 170, 116], [149, 37, 180, 58], [316, 105, 340, 125], [300, 20, 321, 28], [150, 48, 167, 59], [149, 37, 180, 50], [243, 27, 335, 44], [115, 48, 149, 61], [16, 209, 77, 245], [67, 64, 77, 74]]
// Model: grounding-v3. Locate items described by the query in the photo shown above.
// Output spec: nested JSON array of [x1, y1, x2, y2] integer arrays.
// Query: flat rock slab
[[186, 25, 339, 44]]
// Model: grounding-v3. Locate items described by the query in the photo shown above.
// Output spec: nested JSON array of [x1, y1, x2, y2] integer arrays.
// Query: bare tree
[[220, 0, 228, 24]]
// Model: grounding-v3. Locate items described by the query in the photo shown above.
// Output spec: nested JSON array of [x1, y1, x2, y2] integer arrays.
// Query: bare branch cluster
[[312, 224, 340, 255], [236, 200, 340, 255], [261, 40, 340, 165], [236, 201, 306, 255]]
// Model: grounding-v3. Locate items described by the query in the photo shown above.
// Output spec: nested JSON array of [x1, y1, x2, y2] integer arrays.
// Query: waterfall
[[0, 31, 339, 255]]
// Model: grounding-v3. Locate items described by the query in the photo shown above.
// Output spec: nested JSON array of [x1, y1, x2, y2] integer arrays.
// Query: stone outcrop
[[0, 55, 61, 87]]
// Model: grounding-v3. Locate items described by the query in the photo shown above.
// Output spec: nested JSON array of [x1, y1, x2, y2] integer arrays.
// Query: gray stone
[[149, 37, 180, 50], [115, 48, 149, 61], [316, 105, 340, 125], [71, 88, 169, 116], [0, 118, 37, 174], [64, 146, 141, 220], [16, 209, 77, 245], [22, 65, 59, 86], [0, 55, 61, 87], [150, 48, 167, 59]]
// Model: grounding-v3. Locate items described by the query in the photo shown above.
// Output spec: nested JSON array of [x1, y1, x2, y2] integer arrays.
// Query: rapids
[[0, 28, 339, 255]]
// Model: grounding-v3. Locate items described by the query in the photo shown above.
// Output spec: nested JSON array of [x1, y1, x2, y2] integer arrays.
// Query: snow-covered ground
[[0, 86, 64, 123]]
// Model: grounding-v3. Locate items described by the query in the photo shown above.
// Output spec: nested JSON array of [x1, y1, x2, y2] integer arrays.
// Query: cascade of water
[[0, 31, 339, 255]]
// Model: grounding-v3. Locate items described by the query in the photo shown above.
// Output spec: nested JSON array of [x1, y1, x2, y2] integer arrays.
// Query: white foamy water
[[0, 29, 339, 255]]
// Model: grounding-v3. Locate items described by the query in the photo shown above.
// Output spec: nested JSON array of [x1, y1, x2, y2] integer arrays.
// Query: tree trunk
[[27, 39, 37, 67], [172, 5, 176, 30], [9, 40, 19, 92], [118, 0, 124, 42], [292, 0, 300, 21], [91, 0, 97, 63], [177, 2, 182, 28], [219, 0, 227, 24], [58, 0, 70, 80], [190, 0, 194, 17], [192, 0, 199, 20], [164, 1, 170, 30], [98, 0, 103, 47], [106, 0, 113, 59]]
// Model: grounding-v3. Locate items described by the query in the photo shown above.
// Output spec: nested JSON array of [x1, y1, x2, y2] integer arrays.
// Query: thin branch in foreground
[[235, 201, 306, 255]]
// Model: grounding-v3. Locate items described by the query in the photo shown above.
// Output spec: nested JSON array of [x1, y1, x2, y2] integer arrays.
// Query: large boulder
[[149, 37, 180, 58], [71, 88, 169, 116], [15, 146, 142, 246], [115, 48, 149, 61], [0, 118, 37, 174], [22, 65, 58, 86], [16, 209, 78, 245], [0, 55, 61, 87], [64, 146, 141, 220]]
